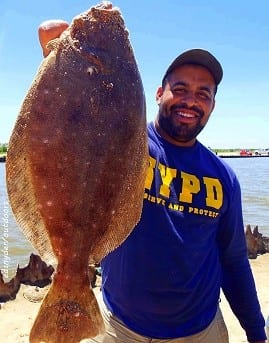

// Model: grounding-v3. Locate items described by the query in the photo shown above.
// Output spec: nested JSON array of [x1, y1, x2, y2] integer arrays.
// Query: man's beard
[[158, 104, 205, 143]]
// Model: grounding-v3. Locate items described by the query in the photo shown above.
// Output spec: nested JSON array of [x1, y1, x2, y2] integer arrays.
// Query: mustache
[[171, 104, 204, 117]]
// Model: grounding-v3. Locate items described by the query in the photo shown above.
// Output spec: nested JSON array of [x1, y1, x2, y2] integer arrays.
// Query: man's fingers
[[38, 20, 69, 57]]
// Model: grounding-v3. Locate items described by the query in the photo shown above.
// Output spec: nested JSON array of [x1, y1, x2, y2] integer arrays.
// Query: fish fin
[[6, 115, 57, 266], [29, 278, 105, 343]]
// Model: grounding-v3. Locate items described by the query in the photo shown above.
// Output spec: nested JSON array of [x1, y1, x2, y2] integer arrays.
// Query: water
[[223, 157, 269, 236], [0, 163, 33, 280], [0, 158, 269, 280]]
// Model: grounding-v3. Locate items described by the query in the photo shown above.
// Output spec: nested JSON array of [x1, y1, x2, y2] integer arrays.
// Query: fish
[[6, 2, 148, 342]]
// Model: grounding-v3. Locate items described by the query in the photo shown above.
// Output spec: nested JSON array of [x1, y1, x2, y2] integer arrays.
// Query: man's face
[[155, 64, 216, 146]]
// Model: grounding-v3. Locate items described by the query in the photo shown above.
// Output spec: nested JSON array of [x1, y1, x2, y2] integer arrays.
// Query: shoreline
[[0, 254, 268, 343], [1, 155, 269, 163]]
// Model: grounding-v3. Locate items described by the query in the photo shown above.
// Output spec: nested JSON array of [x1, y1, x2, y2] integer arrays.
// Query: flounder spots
[[55, 128, 62, 134], [102, 81, 113, 90], [63, 274, 71, 281], [53, 300, 89, 330], [86, 67, 98, 75]]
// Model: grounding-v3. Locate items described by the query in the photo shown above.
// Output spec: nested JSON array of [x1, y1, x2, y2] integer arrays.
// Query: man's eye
[[174, 88, 186, 93], [198, 92, 211, 100]]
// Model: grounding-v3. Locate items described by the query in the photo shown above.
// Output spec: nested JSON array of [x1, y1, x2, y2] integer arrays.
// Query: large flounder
[[6, 2, 147, 342]]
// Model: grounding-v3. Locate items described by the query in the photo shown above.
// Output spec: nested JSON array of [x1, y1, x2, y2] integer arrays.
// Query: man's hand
[[38, 20, 69, 57]]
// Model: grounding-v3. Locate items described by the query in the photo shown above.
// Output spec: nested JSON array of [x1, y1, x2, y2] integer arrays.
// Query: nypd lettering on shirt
[[144, 155, 222, 218]]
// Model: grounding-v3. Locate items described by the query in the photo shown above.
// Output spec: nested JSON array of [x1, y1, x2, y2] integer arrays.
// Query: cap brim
[[163, 49, 223, 86]]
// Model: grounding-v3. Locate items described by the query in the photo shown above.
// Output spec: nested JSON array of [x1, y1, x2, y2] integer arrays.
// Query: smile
[[175, 111, 198, 118]]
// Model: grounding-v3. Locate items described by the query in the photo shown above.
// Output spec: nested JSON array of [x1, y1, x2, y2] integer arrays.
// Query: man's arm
[[217, 177, 266, 343]]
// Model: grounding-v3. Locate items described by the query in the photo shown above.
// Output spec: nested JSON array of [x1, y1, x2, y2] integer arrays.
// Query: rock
[[0, 270, 21, 302], [16, 253, 54, 287], [0, 253, 54, 303], [245, 225, 269, 259], [23, 285, 50, 303], [262, 236, 269, 253], [253, 225, 266, 254], [245, 224, 258, 259]]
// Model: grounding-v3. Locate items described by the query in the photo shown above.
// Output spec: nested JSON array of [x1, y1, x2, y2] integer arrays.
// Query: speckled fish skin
[[6, 2, 147, 342]]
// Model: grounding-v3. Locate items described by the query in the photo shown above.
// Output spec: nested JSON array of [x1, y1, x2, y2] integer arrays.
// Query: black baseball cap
[[162, 48, 223, 86]]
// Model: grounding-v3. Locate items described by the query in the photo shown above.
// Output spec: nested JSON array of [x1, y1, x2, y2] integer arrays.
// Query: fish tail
[[29, 275, 105, 343]]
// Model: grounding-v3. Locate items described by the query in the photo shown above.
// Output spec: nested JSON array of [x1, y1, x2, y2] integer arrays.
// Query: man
[[39, 21, 266, 343]]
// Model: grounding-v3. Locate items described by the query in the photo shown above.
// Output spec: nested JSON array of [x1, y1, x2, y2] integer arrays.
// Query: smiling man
[[155, 64, 216, 146], [100, 49, 267, 343], [39, 21, 266, 343]]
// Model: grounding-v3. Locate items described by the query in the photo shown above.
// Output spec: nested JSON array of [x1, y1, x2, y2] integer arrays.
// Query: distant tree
[[0, 144, 8, 153]]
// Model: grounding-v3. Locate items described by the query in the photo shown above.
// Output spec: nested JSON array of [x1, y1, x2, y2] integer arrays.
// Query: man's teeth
[[177, 111, 195, 118]]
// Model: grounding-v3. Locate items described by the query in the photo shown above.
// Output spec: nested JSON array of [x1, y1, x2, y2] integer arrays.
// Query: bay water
[[0, 157, 268, 280]]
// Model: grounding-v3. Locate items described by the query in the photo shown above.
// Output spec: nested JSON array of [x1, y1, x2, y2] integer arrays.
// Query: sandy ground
[[0, 254, 269, 343], [220, 253, 269, 342]]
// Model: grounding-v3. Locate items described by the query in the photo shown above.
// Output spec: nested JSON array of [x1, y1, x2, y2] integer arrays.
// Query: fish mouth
[[92, 1, 121, 15], [87, 1, 123, 24], [95, 2, 113, 11]]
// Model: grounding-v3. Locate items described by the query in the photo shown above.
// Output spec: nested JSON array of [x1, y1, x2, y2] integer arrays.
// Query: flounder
[[6, 2, 147, 342]]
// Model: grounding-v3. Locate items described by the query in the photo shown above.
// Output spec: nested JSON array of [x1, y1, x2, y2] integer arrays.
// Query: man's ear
[[156, 86, 163, 105]]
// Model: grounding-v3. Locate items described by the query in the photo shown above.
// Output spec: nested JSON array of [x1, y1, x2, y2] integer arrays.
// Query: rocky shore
[[246, 225, 269, 259], [0, 225, 268, 342]]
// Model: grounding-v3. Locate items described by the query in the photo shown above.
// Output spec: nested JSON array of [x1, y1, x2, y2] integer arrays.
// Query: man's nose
[[181, 92, 197, 107]]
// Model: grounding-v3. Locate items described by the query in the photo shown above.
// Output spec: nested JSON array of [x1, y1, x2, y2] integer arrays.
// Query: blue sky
[[1, 0, 269, 149]]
